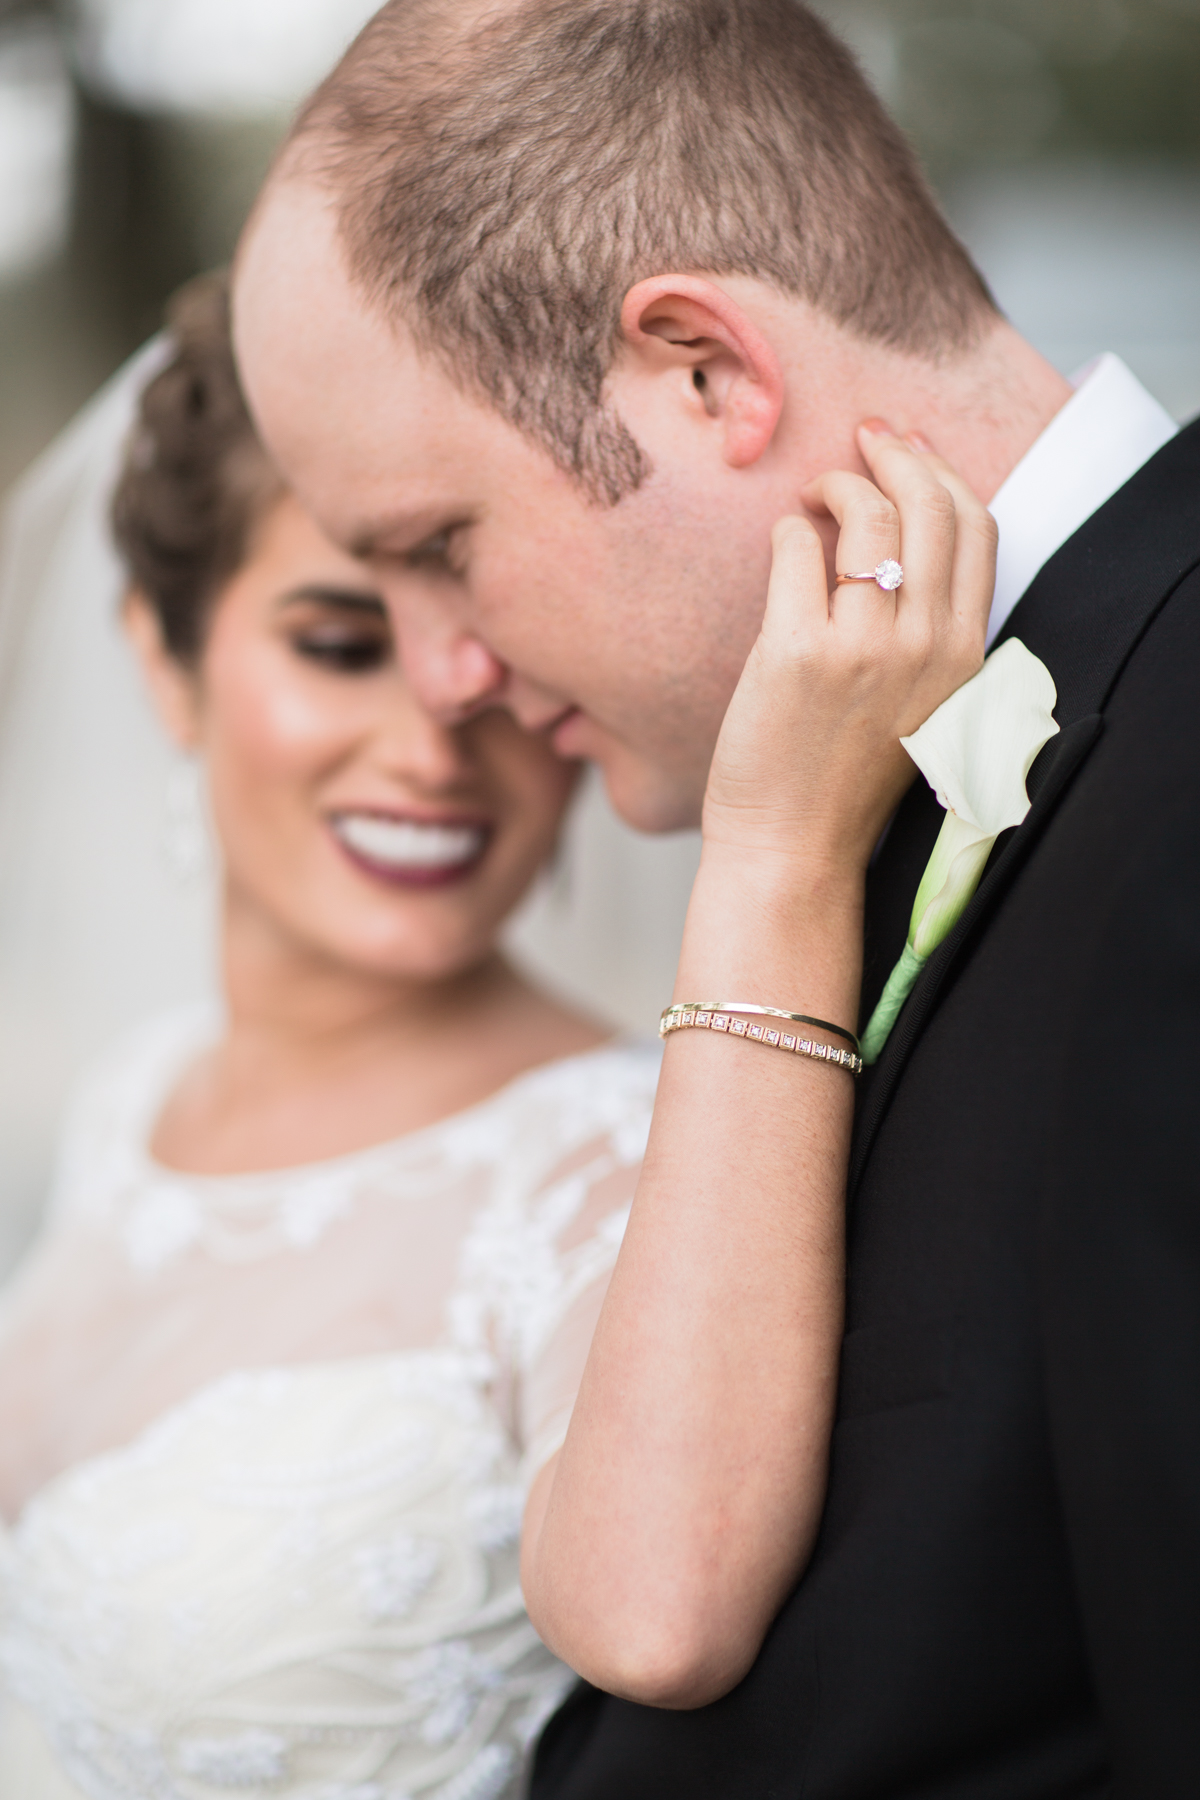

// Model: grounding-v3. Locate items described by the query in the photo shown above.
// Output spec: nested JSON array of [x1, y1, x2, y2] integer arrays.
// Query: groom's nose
[[383, 591, 509, 723]]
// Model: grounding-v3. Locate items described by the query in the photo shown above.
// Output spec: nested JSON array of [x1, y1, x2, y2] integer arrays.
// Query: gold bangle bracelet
[[661, 1000, 860, 1052], [659, 1007, 863, 1077]]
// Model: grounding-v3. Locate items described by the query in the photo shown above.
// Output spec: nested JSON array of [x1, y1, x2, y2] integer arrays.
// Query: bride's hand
[[702, 424, 997, 882], [524, 429, 997, 1712]]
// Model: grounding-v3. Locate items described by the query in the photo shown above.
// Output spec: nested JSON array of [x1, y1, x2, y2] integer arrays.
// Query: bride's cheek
[[197, 682, 341, 896], [206, 644, 353, 781]]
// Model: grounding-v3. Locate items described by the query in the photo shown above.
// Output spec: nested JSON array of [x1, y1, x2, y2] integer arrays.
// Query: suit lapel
[[850, 415, 1200, 1197], [993, 421, 1200, 719], [850, 715, 1102, 1193]]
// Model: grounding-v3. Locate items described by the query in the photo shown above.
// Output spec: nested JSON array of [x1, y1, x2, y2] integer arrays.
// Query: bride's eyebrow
[[276, 587, 386, 615]]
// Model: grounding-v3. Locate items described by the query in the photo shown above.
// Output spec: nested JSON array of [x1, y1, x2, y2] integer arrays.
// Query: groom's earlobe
[[618, 275, 784, 469]]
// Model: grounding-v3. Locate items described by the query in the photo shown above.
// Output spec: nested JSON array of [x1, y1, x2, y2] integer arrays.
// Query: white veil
[[0, 343, 221, 1271], [0, 343, 701, 1277]]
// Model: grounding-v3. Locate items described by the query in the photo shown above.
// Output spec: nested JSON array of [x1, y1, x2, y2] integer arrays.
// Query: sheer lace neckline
[[54, 1009, 655, 1278], [135, 1005, 624, 1188]]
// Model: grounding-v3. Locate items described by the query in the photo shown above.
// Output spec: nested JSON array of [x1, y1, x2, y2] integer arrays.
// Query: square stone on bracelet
[[749, 1024, 764, 1039], [782, 1034, 796, 1049], [731, 1019, 748, 1035], [712, 1015, 729, 1031], [766, 1030, 780, 1045], [696, 1012, 710, 1026]]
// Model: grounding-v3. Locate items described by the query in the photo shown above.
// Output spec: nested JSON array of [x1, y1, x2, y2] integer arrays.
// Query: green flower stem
[[859, 815, 996, 1064], [860, 942, 928, 1065]]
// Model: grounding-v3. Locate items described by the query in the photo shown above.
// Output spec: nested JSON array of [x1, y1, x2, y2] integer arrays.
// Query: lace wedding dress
[[0, 1008, 660, 1800]]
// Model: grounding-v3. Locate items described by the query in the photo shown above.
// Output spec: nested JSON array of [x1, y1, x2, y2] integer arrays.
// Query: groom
[[234, 0, 1200, 1791]]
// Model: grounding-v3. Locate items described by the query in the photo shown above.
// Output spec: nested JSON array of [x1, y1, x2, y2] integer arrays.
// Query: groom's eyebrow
[[349, 524, 394, 558], [349, 511, 468, 560]]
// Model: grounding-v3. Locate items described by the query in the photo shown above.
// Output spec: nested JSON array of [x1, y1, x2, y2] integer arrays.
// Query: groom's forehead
[[237, 186, 470, 469], [235, 175, 600, 550], [235, 179, 381, 382]]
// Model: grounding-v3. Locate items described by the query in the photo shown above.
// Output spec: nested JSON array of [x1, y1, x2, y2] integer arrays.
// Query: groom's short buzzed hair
[[293, 0, 996, 503]]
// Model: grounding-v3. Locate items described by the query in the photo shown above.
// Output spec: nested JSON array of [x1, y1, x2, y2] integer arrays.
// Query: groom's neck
[[773, 303, 1072, 509], [908, 319, 1074, 505]]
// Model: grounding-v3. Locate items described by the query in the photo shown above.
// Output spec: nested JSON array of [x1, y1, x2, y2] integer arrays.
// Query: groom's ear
[[616, 275, 784, 469]]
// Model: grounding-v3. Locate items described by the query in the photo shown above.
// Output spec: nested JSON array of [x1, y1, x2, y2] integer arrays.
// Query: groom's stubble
[[233, 0, 1071, 834]]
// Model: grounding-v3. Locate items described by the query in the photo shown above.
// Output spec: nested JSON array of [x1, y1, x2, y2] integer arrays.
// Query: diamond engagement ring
[[836, 559, 904, 592]]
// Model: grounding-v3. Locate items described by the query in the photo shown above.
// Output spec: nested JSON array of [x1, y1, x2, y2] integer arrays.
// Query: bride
[[0, 272, 657, 1799], [0, 267, 994, 1796]]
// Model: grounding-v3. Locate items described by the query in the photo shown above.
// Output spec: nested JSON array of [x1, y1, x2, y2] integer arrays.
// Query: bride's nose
[[372, 684, 478, 788]]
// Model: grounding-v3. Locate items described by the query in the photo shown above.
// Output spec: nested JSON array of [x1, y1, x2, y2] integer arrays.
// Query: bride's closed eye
[[278, 589, 392, 675]]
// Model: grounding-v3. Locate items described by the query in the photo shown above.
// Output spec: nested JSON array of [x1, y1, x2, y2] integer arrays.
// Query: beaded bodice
[[0, 1011, 660, 1800]]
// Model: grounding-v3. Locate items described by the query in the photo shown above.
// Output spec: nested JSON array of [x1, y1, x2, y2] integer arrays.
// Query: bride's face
[[128, 493, 579, 982]]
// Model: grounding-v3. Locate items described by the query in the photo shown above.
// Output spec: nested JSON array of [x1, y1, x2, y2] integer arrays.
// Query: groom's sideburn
[[532, 420, 1200, 1797]]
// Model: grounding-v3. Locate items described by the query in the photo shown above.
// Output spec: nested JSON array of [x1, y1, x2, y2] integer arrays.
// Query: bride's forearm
[[673, 838, 863, 1014], [521, 848, 861, 1708], [523, 431, 995, 1708]]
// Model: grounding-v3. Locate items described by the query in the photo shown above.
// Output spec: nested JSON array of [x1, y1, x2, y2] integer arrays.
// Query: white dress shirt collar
[[985, 353, 1178, 647]]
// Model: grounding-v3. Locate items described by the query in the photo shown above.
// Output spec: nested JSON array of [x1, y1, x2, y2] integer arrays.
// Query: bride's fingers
[[852, 427, 958, 626], [798, 470, 900, 614], [898, 438, 998, 642]]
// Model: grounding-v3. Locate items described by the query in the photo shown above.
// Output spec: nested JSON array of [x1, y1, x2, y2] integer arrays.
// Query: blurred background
[[4, 0, 1199, 491], [1, 0, 1199, 1266]]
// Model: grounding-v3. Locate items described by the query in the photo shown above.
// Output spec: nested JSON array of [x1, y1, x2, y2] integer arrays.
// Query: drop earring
[[162, 756, 210, 883]]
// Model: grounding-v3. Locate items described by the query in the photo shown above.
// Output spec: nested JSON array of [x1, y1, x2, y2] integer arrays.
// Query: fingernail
[[906, 429, 934, 453], [859, 417, 893, 436]]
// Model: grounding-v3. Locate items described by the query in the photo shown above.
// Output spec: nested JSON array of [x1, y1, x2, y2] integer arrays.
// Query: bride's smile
[[328, 810, 491, 885]]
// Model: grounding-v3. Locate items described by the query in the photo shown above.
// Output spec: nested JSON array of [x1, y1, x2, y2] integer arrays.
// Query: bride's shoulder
[[448, 1037, 662, 1227], [451, 1039, 660, 1359], [46, 1002, 220, 1217], [530, 1033, 662, 1092], [497, 1035, 661, 1142], [434, 1035, 660, 1201], [64, 1001, 219, 1125]]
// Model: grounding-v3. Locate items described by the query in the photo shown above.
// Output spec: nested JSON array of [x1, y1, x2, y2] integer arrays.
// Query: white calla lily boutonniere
[[860, 639, 1060, 1065]]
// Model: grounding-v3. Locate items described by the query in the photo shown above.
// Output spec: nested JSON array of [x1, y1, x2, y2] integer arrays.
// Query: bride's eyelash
[[290, 631, 390, 674]]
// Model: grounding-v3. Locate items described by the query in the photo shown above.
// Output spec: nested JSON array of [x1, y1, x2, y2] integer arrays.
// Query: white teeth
[[332, 814, 486, 872]]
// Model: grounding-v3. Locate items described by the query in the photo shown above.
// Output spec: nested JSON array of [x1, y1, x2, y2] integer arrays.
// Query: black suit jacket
[[532, 419, 1200, 1799]]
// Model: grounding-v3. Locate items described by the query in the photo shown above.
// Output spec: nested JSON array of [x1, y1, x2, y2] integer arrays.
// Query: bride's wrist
[[693, 837, 866, 917], [675, 846, 864, 1017]]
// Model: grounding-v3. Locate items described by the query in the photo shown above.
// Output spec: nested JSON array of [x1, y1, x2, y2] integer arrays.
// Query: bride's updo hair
[[112, 269, 283, 666]]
